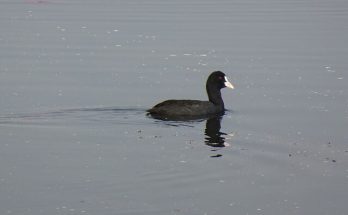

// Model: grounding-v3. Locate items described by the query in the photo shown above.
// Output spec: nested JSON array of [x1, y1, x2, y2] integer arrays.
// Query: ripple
[[0, 107, 148, 126]]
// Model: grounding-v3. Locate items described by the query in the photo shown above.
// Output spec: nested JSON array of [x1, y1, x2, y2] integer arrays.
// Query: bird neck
[[206, 85, 224, 108]]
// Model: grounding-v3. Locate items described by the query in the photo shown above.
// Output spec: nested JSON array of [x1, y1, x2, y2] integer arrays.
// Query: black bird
[[147, 71, 234, 119]]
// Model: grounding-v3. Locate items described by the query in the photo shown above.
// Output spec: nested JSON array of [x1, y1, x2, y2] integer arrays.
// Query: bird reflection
[[147, 112, 232, 157], [204, 115, 227, 147]]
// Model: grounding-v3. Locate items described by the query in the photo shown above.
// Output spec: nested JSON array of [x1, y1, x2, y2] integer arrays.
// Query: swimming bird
[[147, 71, 234, 119]]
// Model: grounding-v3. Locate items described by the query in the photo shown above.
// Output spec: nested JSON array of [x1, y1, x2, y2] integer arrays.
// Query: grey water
[[1, 0, 348, 214]]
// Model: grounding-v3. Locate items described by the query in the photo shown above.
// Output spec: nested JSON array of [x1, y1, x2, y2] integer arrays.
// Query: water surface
[[1, 0, 347, 214]]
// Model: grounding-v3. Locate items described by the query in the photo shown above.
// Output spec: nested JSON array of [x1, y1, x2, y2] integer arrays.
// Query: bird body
[[147, 71, 234, 119], [148, 100, 219, 116]]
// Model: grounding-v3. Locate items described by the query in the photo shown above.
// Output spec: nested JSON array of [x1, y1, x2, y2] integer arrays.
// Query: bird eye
[[218, 76, 223, 80]]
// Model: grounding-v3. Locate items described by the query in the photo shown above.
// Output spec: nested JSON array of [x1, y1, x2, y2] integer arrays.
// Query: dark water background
[[1, 0, 347, 214]]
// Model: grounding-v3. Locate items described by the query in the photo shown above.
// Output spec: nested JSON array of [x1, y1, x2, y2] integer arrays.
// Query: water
[[1, 0, 348, 214]]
